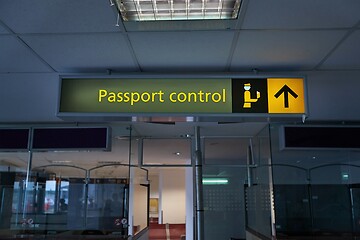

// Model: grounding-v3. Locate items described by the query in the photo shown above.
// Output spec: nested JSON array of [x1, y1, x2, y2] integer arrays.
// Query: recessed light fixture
[[342, 173, 349, 180], [114, 136, 129, 140], [114, 0, 242, 21], [174, 152, 181, 156]]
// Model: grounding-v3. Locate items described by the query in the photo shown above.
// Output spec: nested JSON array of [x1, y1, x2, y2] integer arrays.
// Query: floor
[[149, 218, 185, 240]]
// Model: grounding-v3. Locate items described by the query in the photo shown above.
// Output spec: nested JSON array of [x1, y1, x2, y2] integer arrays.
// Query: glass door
[[200, 123, 272, 240]]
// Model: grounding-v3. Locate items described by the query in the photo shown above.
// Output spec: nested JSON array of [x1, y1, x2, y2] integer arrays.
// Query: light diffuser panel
[[115, 0, 241, 21]]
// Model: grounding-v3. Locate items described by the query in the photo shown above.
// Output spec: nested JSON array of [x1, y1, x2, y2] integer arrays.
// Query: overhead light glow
[[115, 0, 242, 21], [342, 173, 349, 180], [202, 178, 228, 185], [51, 160, 72, 164]]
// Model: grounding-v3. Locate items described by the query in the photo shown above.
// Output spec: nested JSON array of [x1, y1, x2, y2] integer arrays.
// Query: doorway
[[133, 121, 269, 240], [140, 137, 191, 240]]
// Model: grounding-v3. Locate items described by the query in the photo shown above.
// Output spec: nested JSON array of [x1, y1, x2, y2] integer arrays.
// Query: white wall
[[159, 168, 186, 224], [133, 184, 148, 232], [185, 167, 193, 240], [129, 168, 149, 236], [149, 175, 159, 199], [149, 175, 159, 218]]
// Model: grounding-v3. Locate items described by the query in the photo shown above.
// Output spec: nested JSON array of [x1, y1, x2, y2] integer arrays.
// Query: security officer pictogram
[[243, 83, 261, 108], [232, 78, 305, 114]]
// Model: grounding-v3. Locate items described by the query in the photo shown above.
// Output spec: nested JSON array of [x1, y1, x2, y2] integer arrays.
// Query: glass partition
[[203, 137, 249, 165], [245, 125, 273, 239], [202, 165, 247, 240], [88, 165, 129, 235], [200, 123, 271, 240], [272, 165, 311, 235], [351, 186, 360, 234], [270, 123, 360, 238], [142, 138, 191, 166], [311, 184, 352, 233], [0, 152, 29, 235], [0, 124, 132, 239]]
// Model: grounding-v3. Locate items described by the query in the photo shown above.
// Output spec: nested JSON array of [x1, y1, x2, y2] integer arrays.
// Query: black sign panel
[[0, 129, 29, 150], [283, 126, 360, 149], [32, 127, 110, 150], [232, 79, 269, 113]]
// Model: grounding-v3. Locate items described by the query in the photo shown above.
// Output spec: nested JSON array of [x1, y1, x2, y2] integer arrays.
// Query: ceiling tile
[[320, 30, 360, 70], [230, 30, 346, 71], [129, 31, 235, 71], [21, 33, 138, 72], [0, 35, 53, 73], [242, 0, 360, 29], [0, 73, 60, 122], [0, 24, 9, 34], [0, 0, 120, 33]]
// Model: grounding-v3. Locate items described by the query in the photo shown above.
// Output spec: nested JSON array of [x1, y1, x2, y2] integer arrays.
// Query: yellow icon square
[[267, 78, 305, 114]]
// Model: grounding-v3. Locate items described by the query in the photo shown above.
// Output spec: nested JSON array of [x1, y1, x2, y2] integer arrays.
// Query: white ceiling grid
[[320, 30, 360, 70], [230, 30, 348, 71], [0, 24, 8, 34], [21, 34, 139, 72]]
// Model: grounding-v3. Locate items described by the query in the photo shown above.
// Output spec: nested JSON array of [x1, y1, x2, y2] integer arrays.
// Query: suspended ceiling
[[0, 0, 359, 74]]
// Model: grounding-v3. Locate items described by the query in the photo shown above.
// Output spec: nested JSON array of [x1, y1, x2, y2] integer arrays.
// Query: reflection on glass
[[274, 185, 311, 233], [204, 138, 249, 165], [312, 185, 352, 233], [352, 187, 360, 233], [203, 167, 246, 240], [86, 181, 127, 233], [245, 125, 273, 238], [12, 181, 21, 214], [44, 180, 56, 213], [0, 124, 133, 238], [143, 138, 191, 165], [270, 123, 360, 237], [59, 181, 69, 212], [67, 180, 86, 229]]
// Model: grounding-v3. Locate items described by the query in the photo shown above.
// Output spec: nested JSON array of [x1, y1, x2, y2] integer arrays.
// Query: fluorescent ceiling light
[[51, 160, 72, 164], [115, 0, 242, 21], [202, 178, 228, 185]]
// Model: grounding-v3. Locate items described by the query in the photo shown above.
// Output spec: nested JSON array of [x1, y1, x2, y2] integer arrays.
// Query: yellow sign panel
[[267, 78, 305, 114]]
